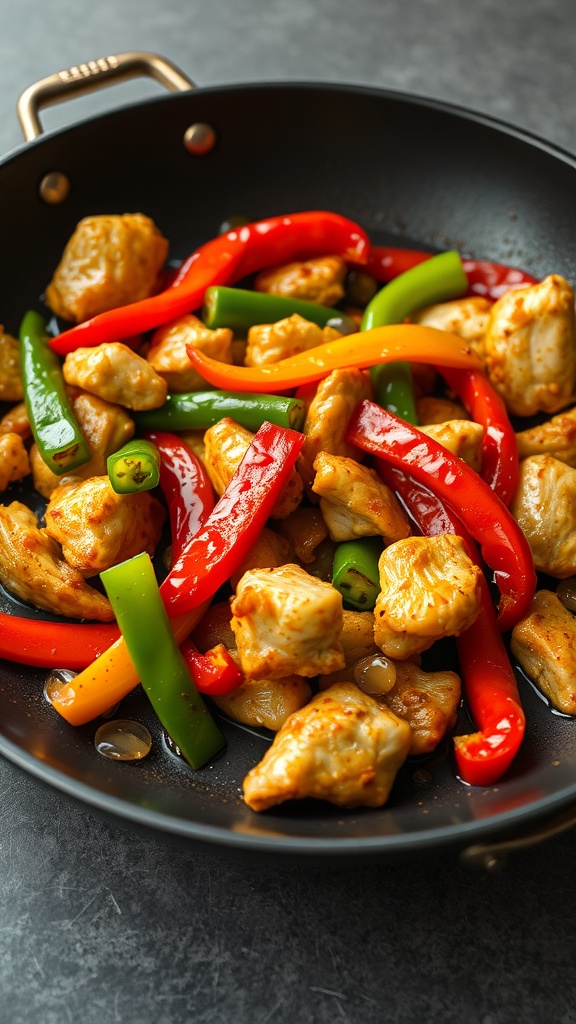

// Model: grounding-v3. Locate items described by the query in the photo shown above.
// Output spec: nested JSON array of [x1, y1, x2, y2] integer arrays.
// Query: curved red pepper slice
[[366, 246, 538, 300], [347, 399, 536, 633], [49, 211, 370, 355], [0, 614, 120, 669], [143, 431, 215, 563]]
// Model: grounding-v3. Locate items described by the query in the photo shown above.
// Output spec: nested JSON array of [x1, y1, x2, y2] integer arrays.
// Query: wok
[[1, 52, 575, 865]]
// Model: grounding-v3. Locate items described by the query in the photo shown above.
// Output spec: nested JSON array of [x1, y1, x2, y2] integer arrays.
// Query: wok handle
[[460, 804, 576, 870], [17, 51, 195, 142]]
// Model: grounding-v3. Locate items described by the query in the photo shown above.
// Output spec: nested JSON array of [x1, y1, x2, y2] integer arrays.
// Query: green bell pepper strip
[[100, 552, 225, 770], [361, 250, 469, 424], [332, 537, 383, 610], [19, 311, 91, 474], [107, 438, 161, 493], [203, 285, 338, 332], [133, 390, 306, 434]]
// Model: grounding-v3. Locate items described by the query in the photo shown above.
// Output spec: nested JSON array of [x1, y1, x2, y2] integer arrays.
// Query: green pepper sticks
[[133, 390, 306, 434], [332, 537, 383, 610], [203, 285, 338, 332]]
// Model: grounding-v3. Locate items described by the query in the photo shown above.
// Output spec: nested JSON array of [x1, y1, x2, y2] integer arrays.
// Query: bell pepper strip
[[101, 553, 225, 769], [0, 613, 120, 669], [49, 211, 370, 356], [186, 323, 483, 393], [107, 438, 161, 493], [346, 399, 536, 632], [378, 463, 525, 785], [180, 637, 243, 697], [366, 246, 539, 300], [143, 430, 215, 562], [332, 536, 383, 610], [19, 311, 91, 474], [439, 366, 520, 506], [162, 421, 305, 614], [134, 390, 306, 434], [202, 285, 338, 332]]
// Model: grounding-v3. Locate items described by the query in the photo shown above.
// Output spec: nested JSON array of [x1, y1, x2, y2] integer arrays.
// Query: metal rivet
[[39, 171, 70, 205], [183, 122, 217, 155]]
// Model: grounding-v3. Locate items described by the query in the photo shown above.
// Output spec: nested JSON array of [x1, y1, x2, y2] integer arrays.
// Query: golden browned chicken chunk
[[0, 432, 30, 491], [0, 501, 113, 620], [44, 477, 166, 577], [203, 417, 303, 519], [63, 343, 167, 411], [245, 315, 339, 367], [377, 661, 461, 755], [0, 401, 30, 439], [213, 674, 312, 732], [229, 526, 291, 590], [420, 419, 485, 472], [374, 534, 482, 659], [311, 451, 411, 543], [275, 506, 328, 564], [31, 391, 135, 499], [243, 682, 412, 811], [147, 314, 234, 391], [231, 563, 344, 680], [0, 327, 22, 401], [298, 368, 373, 491], [45, 213, 168, 323], [411, 296, 492, 361], [510, 455, 576, 577], [483, 275, 576, 417], [416, 396, 469, 424], [254, 255, 346, 306], [511, 590, 576, 714], [516, 406, 576, 467]]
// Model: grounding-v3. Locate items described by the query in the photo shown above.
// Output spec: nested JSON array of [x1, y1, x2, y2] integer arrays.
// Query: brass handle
[[17, 51, 195, 142], [460, 805, 576, 870]]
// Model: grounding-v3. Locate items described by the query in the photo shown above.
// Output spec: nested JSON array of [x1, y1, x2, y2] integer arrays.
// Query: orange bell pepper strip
[[186, 324, 483, 393]]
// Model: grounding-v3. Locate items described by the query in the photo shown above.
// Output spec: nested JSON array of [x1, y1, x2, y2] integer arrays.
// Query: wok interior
[[0, 83, 575, 854]]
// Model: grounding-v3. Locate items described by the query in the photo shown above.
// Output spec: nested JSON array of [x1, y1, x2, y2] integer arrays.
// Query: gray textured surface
[[2, 2, 576, 1022]]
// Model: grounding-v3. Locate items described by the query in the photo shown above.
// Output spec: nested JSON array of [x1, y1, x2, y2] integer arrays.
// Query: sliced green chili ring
[[107, 438, 161, 493], [133, 391, 306, 433], [203, 285, 338, 332], [100, 552, 226, 770], [332, 537, 383, 611], [19, 310, 91, 474], [361, 250, 469, 425]]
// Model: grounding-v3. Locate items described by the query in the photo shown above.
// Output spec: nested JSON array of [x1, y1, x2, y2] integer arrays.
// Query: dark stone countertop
[[1, 2, 576, 1021]]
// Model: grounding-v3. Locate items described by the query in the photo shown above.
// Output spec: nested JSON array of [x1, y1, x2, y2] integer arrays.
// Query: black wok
[[1, 52, 575, 864]]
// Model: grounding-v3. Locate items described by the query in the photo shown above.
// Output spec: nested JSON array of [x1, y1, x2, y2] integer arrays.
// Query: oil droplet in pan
[[94, 720, 152, 761]]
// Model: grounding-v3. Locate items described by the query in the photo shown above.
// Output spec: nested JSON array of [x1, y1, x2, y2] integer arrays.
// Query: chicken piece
[[377, 661, 461, 755], [483, 275, 576, 417], [516, 406, 576, 467], [412, 296, 492, 361], [243, 682, 412, 811], [420, 419, 485, 472], [245, 315, 340, 367], [63, 343, 167, 411], [0, 401, 30, 439], [44, 477, 166, 577], [202, 417, 303, 519], [45, 213, 168, 323], [0, 432, 30, 491], [254, 255, 346, 306], [231, 563, 345, 680], [147, 314, 234, 391], [298, 368, 373, 491], [510, 455, 576, 577], [374, 534, 482, 659], [319, 610, 381, 687], [213, 674, 312, 732], [416, 396, 469, 424], [230, 526, 291, 590], [312, 451, 411, 543], [511, 589, 576, 715], [30, 391, 135, 499], [275, 506, 328, 564], [0, 501, 113, 620], [0, 327, 22, 401], [178, 430, 206, 464]]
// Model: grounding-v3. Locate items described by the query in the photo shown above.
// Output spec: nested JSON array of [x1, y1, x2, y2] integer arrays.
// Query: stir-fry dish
[[1, 207, 574, 810]]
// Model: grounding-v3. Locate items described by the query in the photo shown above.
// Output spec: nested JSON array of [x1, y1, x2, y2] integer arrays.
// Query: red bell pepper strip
[[162, 421, 305, 614], [366, 246, 538, 301], [0, 614, 120, 670], [142, 430, 215, 562], [439, 366, 520, 506], [379, 463, 525, 786], [49, 211, 370, 355], [347, 400, 536, 632], [180, 637, 243, 696]]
